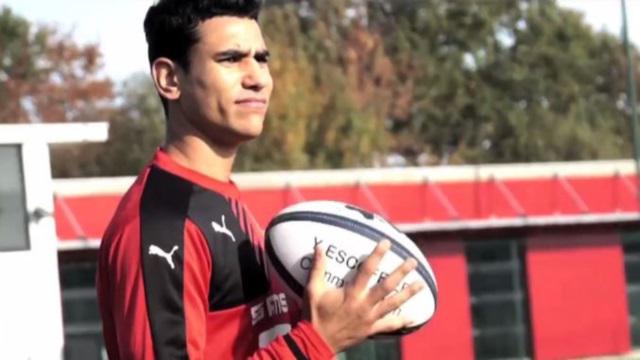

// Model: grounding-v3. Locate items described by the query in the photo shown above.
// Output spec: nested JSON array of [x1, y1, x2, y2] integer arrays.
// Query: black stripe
[[267, 211, 438, 307], [232, 198, 240, 221], [266, 232, 305, 296], [257, 227, 266, 268], [188, 186, 269, 310], [140, 167, 192, 360], [241, 206, 250, 240], [283, 334, 308, 360], [237, 201, 243, 227]]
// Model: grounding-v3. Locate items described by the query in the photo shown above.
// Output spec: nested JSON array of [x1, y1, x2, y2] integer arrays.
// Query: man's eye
[[220, 54, 244, 63], [255, 53, 270, 64]]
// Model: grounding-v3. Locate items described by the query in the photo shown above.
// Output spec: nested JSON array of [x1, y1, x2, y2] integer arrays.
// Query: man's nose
[[242, 59, 270, 91]]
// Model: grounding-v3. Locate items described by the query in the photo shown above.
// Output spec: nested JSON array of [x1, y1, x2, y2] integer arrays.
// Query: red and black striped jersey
[[97, 149, 334, 359]]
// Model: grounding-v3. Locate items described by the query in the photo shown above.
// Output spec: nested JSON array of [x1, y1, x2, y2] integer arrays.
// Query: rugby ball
[[265, 200, 437, 334]]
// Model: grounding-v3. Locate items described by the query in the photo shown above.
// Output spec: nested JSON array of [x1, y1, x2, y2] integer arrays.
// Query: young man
[[96, 0, 423, 359]]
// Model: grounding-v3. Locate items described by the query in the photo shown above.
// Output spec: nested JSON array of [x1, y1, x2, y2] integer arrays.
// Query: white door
[[0, 141, 64, 359]]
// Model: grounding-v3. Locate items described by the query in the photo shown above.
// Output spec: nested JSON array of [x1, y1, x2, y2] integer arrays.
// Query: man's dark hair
[[143, 0, 262, 113]]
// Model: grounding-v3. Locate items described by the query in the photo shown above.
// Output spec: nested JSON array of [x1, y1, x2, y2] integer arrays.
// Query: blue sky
[[2, 0, 639, 82]]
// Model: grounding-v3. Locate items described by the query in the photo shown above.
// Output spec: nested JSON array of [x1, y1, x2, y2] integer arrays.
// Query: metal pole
[[622, 0, 640, 205]]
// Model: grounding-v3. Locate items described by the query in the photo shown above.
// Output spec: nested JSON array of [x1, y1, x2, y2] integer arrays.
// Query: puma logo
[[211, 215, 236, 242], [148, 245, 179, 269]]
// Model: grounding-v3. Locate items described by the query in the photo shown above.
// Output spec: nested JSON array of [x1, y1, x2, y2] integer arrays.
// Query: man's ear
[[151, 57, 181, 101]]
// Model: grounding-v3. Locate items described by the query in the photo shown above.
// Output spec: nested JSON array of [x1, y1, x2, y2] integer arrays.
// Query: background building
[[54, 159, 640, 360]]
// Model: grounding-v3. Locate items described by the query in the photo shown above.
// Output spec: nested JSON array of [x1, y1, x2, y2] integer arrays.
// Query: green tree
[[0, 6, 119, 177], [52, 73, 165, 177], [0, 6, 113, 124], [236, 4, 320, 170], [371, 0, 638, 164], [8, 1, 640, 177], [237, 0, 392, 171]]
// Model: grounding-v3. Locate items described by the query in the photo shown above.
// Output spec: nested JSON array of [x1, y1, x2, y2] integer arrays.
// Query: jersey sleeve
[[99, 210, 334, 360], [97, 214, 212, 360], [154, 220, 336, 360], [248, 320, 335, 360], [182, 219, 213, 358], [182, 220, 335, 360]]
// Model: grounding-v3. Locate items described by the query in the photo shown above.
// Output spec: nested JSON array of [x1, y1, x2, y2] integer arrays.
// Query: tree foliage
[[1, 1, 639, 177], [0, 6, 113, 124], [0, 6, 117, 178], [51, 74, 165, 177], [237, 0, 391, 170], [245, 0, 638, 167], [367, 0, 637, 164]]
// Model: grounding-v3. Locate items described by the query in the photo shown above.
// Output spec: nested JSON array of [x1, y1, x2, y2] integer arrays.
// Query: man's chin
[[234, 125, 264, 143], [236, 132, 261, 143], [220, 115, 265, 145], [240, 118, 265, 139]]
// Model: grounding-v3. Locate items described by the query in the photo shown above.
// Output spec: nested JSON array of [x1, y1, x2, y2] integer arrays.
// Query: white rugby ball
[[265, 200, 437, 334]]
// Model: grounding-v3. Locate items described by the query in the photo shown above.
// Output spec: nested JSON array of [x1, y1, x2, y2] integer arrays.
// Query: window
[[465, 239, 531, 360], [623, 231, 640, 348], [59, 259, 105, 360], [0, 145, 29, 252]]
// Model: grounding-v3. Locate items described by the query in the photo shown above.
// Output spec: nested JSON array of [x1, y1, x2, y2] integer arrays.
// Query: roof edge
[[53, 159, 638, 196]]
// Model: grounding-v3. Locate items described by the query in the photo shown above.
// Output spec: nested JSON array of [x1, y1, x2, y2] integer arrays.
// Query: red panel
[[499, 179, 551, 216], [54, 174, 640, 241], [401, 238, 474, 360], [479, 180, 523, 218], [617, 175, 639, 211], [55, 195, 121, 240], [526, 231, 631, 360], [435, 182, 477, 220], [570, 178, 615, 213], [297, 187, 359, 204], [361, 184, 424, 223], [241, 190, 285, 227]]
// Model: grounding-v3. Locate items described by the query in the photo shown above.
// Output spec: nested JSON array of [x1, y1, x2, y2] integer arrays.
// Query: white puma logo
[[148, 245, 179, 269], [211, 215, 236, 242]]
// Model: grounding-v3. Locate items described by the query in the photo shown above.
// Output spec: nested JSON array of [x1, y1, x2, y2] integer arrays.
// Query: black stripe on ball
[[265, 231, 306, 297]]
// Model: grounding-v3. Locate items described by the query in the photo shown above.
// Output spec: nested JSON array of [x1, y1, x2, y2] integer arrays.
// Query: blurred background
[[0, 0, 639, 359]]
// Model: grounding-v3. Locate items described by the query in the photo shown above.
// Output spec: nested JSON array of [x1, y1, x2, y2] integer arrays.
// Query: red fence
[[53, 159, 639, 244]]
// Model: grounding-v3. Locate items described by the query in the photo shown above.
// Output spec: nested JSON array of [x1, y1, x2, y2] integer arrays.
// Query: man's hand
[[302, 240, 424, 353]]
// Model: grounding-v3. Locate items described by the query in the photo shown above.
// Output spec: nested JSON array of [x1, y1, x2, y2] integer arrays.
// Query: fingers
[[368, 257, 417, 305], [369, 314, 409, 335], [372, 281, 424, 320], [306, 245, 326, 295], [351, 240, 391, 293]]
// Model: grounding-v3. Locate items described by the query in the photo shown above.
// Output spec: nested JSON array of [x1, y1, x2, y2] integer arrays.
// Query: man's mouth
[[235, 98, 267, 109]]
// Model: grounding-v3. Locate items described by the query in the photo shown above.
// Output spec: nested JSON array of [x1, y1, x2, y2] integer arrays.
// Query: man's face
[[176, 16, 272, 148]]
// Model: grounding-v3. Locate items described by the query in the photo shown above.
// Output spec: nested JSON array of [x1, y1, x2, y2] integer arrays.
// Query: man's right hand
[[302, 240, 424, 353]]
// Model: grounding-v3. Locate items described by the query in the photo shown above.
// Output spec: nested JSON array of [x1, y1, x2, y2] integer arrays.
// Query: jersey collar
[[152, 148, 240, 199]]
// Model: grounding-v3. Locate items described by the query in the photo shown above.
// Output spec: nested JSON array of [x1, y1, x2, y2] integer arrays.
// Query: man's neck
[[163, 135, 236, 183]]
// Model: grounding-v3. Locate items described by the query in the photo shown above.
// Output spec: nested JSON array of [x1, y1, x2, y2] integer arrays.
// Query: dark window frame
[[59, 257, 105, 360], [465, 238, 532, 360], [623, 231, 640, 348], [0, 145, 30, 252]]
